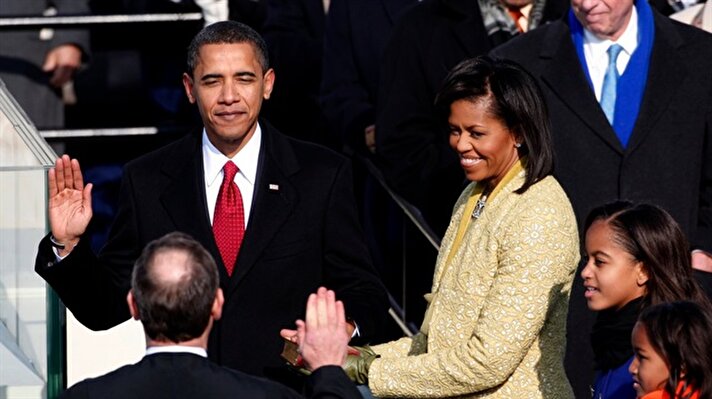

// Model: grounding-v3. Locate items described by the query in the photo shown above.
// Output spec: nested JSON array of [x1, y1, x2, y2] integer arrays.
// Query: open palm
[[48, 155, 92, 246]]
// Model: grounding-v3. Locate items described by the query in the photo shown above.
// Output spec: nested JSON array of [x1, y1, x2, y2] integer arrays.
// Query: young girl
[[581, 202, 709, 399], [629, 301, 712, 399]]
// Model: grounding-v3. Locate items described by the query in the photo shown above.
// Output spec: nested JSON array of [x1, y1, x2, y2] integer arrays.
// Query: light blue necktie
[[600, 44, 623, 125]]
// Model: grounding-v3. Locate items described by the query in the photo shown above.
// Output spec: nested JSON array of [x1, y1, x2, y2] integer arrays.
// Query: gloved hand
[[342, 345, 379, 384]]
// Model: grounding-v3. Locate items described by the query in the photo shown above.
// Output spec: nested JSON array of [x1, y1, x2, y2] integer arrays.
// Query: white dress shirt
[[145, 345, 207, 358], [203, 124, 262, 228], [583, 6, 639, 101]]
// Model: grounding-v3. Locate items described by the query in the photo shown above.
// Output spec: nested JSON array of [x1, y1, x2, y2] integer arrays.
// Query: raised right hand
[[48, 155, 92, 255]]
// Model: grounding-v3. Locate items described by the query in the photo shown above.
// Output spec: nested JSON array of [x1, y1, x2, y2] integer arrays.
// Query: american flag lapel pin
[[269, 183, 280, 191]]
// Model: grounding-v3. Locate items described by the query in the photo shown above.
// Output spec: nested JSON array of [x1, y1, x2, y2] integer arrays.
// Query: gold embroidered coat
[[368, 172, 579, 398]]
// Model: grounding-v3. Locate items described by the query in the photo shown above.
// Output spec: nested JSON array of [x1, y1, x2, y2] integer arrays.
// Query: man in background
[[0, 0, 89, 129]]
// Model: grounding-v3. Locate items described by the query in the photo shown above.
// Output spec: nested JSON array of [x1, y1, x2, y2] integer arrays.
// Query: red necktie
[[508, 8, 525, 33], [213, 161, 245, 276]]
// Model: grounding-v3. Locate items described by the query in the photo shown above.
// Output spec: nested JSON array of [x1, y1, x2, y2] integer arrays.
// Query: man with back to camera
[[491, 0, 712, 395], [60, 232, 361, 399], [35, 21, 388, 384]]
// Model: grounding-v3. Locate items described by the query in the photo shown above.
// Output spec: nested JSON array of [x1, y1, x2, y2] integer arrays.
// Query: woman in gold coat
[[353, 56, 580, 398]]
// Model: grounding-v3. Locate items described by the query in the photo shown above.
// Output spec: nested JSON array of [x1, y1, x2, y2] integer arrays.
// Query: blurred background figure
[[671, 0, 711, 31], [261, 0, 333, 147], [0, 0, 90, 129], [319, 0, 414, 337]]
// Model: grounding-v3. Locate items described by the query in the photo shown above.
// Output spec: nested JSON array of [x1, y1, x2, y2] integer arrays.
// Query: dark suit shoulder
[[396, 0, 480, 30], [282, 135, 347, 167], [658, 12, 712, 54], [62, 353, 301, 399], [491, 19, 569, 64], [263, 121, 351, 175], [123, 132, 200, 175]]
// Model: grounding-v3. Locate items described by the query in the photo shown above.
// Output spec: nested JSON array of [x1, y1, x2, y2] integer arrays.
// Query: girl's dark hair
[[434, 55, 553, 194], [638, 301, 712, 399], [584, 201, 709, 308]]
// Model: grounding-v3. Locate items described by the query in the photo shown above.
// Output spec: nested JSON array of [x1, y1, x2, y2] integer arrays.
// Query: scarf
[[591, 296, 644, 370], [478, 0, 546, 43], [569, 0, 655, 148]]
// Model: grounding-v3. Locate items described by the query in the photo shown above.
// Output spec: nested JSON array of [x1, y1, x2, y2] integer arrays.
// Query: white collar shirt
[[203, 124, 262, 227], [583, 6, 639, 101], [145, 345, 208, 358]]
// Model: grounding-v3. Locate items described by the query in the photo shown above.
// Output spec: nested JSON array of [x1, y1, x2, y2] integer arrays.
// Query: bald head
[[151, 250, 192, 285], [131, 232, 219, 343]]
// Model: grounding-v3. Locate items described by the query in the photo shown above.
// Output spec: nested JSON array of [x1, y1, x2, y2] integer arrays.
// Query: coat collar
[[539, 14, 688, 155], [538, 20, 625, 154]]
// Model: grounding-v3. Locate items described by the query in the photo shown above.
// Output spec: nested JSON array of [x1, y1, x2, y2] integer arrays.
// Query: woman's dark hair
[[434, 55, 553, 194], [637, 301, 712, 399], [584, 201, 709, 308]]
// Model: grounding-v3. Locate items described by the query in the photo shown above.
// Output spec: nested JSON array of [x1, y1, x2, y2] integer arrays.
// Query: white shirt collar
[[203, 124, 262, 188], [583, 5, 639, 60], [145, 345, 207, 358]]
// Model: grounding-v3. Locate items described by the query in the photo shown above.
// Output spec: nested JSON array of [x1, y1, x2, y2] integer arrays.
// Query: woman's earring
[[515, 142, 522, 148]]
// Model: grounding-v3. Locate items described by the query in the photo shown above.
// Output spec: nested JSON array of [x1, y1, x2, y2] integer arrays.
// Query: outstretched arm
[[48, 154, 93, 256]]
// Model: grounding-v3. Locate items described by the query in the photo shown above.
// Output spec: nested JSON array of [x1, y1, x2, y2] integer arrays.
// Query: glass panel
[[0, 79, 59, 399]]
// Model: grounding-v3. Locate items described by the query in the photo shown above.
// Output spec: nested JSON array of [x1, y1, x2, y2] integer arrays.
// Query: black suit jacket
[[59, 352, 360, 399], [492, 13, 712, 398], [261, 0, 333, 146], [374, 0, 568, 235], [320, 0, 414, 153], [36, 121, 388, 378]]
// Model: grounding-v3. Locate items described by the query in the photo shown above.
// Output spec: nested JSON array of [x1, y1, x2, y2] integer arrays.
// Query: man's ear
[[127, 290, 140, 320], [263, 68, 275, 100], [212, 288, 225, 321], [182, 72, 196, 104]]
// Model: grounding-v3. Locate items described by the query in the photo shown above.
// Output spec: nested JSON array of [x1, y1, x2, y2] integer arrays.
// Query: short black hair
[[434, 55, 553, 194], [186, 20, 269, 75], [132, 232, 219, 343]]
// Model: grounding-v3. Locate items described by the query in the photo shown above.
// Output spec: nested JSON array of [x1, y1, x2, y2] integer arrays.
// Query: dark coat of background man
[[35, 20, 388, 384], [492, 0, 712, 395], [59, 232, 361, 399]]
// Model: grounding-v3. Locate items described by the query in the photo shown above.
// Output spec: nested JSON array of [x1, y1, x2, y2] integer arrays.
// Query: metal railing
[[0, 13, 203, 28]]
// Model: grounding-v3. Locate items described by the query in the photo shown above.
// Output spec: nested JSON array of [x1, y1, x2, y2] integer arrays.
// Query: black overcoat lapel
[[539, 21, 625, 154], [625, 13, 685, 154], [226, 122, 300, 295]]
